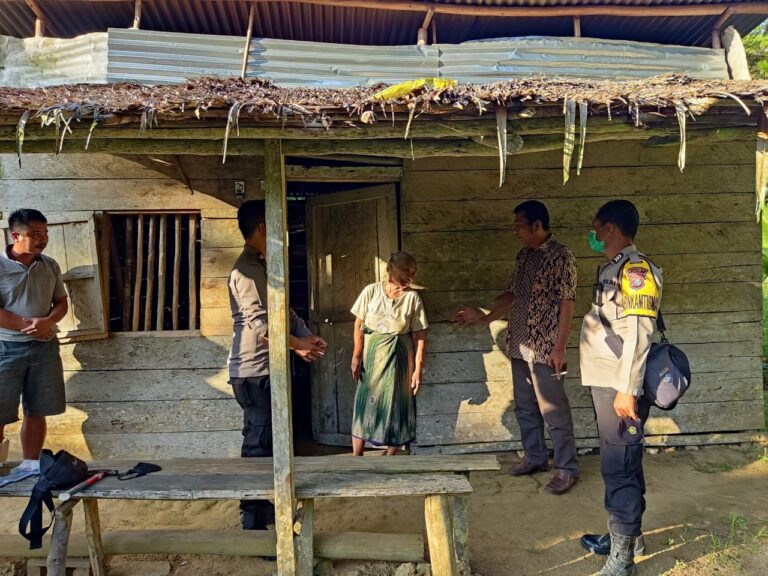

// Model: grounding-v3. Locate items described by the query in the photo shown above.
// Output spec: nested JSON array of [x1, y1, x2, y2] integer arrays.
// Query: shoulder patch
[[621, 259, 660, 317]]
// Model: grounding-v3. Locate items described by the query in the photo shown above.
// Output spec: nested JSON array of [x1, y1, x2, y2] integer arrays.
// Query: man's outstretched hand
[[294, 335, 327, 362]]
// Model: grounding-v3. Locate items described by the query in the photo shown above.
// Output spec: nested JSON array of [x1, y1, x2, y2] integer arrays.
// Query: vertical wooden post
[[156, 215, 167, 330], [418, 8, 434, 45], [47, 500, 78, 576], [82, 499, 107, 576], [26, 1, 46, 37], [240, 4, 256, 80], [123, 217, 134, 331], [425, 494, 459, 576], [264, 139, 299, 576], [144, 216, 157, 331], [188, 215, 198, 329], [172, 215, 182, 330], [453, 493, 470, 576], [132, 0, 142, 29], [573, 16, 582, 37], [296, 499, 315, 575], [132, 215, 144, 331]]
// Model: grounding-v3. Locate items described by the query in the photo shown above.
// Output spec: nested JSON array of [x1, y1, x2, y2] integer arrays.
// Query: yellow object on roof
[[373, 78, 457, 101]]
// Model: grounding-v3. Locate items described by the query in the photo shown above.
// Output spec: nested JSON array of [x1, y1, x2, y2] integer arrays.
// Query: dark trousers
[[591, 386, 652, 537], [230, 376, 274, 523], [512, 359, 579, 476]]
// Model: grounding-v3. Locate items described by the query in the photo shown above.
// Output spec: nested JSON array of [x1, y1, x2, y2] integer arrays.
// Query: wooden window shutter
[[1, 211, 108, 342]]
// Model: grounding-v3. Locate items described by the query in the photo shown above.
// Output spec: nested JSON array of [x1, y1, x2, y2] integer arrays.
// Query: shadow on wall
[[8, 334, 242, 461]]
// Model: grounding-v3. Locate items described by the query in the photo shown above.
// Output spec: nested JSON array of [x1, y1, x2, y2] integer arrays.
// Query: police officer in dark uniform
[[579, 200, 663, 576]]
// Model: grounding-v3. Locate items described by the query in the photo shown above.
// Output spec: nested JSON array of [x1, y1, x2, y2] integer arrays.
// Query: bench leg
[[83, 498, 107, 576], [425, 494, 458, 576], [295, 499, 314, 576], [452, 495, 470, 576], [47, 499, 79, 576]]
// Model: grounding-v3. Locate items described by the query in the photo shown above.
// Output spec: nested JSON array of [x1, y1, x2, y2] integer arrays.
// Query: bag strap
[[18, 481, 56, 550], [657, 309, 669, 343]]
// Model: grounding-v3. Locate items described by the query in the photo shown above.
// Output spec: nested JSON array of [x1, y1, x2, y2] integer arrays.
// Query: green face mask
[[588, 229, 606, 253]]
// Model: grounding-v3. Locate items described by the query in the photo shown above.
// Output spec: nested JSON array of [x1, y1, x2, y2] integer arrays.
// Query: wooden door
[[306, 185, 398, 445]]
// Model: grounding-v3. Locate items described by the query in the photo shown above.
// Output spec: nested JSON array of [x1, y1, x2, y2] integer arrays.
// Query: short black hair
[[514, 200, 550, 231], [595, 199, 640, 239], [237, 200, 266, 240], [9, 209, 47, 231]]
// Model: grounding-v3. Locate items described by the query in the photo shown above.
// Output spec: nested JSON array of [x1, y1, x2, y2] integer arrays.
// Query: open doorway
[[287, 181, 400, 451]]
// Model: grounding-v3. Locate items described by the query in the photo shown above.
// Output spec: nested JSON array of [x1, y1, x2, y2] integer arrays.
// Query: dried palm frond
[[563, 99, 576, 185], [15, 110, 30, 168]]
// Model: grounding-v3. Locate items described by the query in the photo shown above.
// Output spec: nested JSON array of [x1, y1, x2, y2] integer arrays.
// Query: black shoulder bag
[[19, 449, 89, 549]]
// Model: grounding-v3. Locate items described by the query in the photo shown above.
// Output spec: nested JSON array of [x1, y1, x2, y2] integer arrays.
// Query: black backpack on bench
[[19, 449, 89, 549]]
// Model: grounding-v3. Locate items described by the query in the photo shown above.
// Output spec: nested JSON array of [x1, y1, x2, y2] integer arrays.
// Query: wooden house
[[0, 0, 766, 463]]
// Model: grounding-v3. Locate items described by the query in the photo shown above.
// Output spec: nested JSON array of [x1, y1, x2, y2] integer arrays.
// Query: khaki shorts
[[0, 338, 66, 425]]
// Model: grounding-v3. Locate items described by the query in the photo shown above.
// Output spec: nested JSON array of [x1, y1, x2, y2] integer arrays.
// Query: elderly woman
[[350, 252, 429, 456]]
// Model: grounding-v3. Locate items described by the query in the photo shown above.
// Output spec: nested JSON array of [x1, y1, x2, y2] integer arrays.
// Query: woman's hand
[[411, 370, 422, 396], [351, 355, 362, 382]]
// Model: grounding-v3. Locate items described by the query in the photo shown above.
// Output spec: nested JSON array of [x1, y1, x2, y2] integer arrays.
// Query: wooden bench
[[1, 455, 499, 576]]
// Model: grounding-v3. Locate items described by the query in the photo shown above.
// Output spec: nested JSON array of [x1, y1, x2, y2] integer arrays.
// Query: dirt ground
[[1, 444, 767, 576]]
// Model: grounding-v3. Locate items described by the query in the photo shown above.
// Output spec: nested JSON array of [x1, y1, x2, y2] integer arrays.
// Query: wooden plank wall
[[401, 139, 765, 453], [0, 154, 263, 459]]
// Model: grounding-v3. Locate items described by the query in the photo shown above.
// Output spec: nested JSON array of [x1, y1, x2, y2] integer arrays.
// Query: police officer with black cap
[[579, 199, 663, 576]]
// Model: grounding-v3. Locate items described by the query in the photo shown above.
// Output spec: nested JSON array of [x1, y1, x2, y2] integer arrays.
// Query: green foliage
[[744, 22, 768, 79]]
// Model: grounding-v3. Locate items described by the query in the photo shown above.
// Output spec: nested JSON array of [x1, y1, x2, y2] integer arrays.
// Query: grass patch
[[703, 512, 768, 570], [692, 461, 736, 474]]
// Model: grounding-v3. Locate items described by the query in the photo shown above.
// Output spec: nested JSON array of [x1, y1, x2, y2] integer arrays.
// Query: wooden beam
[[132, 0, 142, 29], [188, 215, 197, 330], [296, 500, 314, 575], [418, 7, 435, 45], [0, 530, 425, 562], [573, 15, 581, 38], [144, 215, 157, 330], [0, 127, 756, 159], [424, 495, 458, 576], [285, 165, 402, 182], [25, 0, 46, 37], [240, 4, 256, 80], [172, 215, 181, 330], [422, 7, 435, 29], [47, 500, 79, 576], [131, 215, 144, 331], [2, 113, 754, 142], [712, 7, 735, 49], [82, 499, 107, 576], [156, 215, 167, 330], [123, 217, 134, 331], [251, 0, 768, 19], [264, 139, 299, 576]]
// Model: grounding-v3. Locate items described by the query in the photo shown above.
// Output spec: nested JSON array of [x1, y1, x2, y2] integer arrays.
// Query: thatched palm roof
[[0, 75, 767, 126]]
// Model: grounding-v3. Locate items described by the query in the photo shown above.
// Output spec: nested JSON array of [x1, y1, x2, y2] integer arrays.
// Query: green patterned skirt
[[351, 327, 415, 447]]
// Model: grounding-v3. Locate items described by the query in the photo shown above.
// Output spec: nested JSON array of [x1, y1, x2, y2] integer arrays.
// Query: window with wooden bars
[[107, 213, 200, 332]]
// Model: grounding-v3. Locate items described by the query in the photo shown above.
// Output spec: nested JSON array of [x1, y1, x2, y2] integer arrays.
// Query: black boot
[[581, 532, 645, 556], [597, 532, 637, 576]]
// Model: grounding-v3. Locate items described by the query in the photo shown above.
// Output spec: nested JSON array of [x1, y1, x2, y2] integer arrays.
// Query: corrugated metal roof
[[0, 0, 763, 47], [107, 28, 243, 84], [101, 28, 728, 87]]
